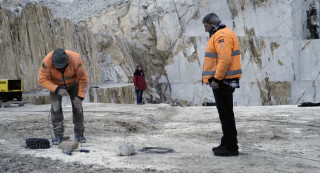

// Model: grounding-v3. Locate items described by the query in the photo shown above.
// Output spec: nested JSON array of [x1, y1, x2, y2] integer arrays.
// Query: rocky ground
[[0, 103, 320, 172]]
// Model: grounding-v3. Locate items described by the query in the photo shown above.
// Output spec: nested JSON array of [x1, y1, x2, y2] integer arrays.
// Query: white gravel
[[1, 103, 320, 172], [0, 0, 128, 23]]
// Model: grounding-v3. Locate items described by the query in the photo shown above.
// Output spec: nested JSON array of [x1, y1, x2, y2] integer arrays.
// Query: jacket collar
[[209, 22, 226, 37], [135, 69, 143, 73]]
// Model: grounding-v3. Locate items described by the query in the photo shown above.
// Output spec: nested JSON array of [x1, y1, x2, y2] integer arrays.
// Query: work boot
[[75, 133, 86, 143], [213, 146, 239, 156], [52, 134, 63, 145], [212, 144, 223, 152]]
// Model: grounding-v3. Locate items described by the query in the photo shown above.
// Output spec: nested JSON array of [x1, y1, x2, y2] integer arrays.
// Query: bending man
[[38, 48, 89, 145]]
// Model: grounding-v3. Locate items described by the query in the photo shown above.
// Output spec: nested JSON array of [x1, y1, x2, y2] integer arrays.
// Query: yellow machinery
[[0, 79, 23, 102]]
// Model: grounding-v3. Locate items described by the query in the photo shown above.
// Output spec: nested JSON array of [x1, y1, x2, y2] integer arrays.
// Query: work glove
[[73, 96, 83, 112], [57, 88, 69, 96], [135, 88, 138, 93], [210, 80, 219, 89]]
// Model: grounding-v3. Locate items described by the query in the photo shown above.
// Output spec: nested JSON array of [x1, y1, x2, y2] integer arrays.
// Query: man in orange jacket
[[202, 13, 242, 156], [38, 48, 89, 145]]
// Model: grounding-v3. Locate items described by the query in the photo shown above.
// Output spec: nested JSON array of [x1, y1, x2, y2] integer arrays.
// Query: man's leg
[[221, 86, 238, 150], [213, 87, 228, 147], [50, 92, 64, 144], [67, 84, 85, 142], [213, 85, 238, 155]]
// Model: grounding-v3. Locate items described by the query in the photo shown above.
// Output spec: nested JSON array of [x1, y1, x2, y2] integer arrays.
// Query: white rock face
[[2, 0, 320, 106], [172, 0, 320, 105], [154, 0, 320, 105], [81, 0, 320, 105], [0, 4, 103, 92]]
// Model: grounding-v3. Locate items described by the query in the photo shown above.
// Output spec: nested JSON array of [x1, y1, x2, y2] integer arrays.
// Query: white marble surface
[[70, 0, 320, 106], [165, 0, 320, 105], [4, 0, 318, 106]]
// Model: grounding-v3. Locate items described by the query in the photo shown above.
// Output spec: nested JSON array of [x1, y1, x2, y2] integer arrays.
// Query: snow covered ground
[[0, 103, 319, 172]]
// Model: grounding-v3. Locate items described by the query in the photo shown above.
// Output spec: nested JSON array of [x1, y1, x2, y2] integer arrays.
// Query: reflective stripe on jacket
[[202, 27, 242, 84], [38, 50, 89, 98]]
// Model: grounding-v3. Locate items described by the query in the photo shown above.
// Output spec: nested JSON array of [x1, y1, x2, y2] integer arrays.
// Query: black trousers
[[213, 84, 238, 150]]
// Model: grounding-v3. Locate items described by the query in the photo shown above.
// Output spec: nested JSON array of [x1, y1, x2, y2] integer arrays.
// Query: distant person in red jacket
[[133, 65, 147, 104]]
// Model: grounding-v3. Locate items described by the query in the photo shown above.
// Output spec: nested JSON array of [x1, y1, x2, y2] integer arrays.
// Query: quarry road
[[0, 103, 320, 172]]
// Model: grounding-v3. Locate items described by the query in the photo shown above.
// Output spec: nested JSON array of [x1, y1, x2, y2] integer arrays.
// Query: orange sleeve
[[38, 61, 59, 93], [75, 57, 89, 98], [214, 34, 233, 80]]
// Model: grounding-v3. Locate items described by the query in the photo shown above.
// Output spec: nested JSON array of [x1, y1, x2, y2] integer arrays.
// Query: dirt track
[[0, 103, 320, 172]]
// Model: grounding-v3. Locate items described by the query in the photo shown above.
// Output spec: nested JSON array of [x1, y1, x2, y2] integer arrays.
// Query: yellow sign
[[0, 79, 23, 92]]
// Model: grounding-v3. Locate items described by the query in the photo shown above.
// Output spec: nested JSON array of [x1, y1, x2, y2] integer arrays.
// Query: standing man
[[38, 48, 89, 145], [202, 13, 242, 156], [133, 65, 147, 105]]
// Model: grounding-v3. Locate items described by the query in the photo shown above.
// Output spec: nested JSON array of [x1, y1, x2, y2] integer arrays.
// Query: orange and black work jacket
[[38, 50, 89, 98], [202, 26, 242, 84]]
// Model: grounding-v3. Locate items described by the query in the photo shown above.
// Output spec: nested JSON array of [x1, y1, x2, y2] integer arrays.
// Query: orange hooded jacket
[[38, 50, 89, 98], [202, 26, 242, 84]]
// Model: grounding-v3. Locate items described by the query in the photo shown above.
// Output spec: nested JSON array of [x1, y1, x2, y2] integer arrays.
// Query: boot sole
[[212, 147, 222, 152], [213, 151, 239, 156]]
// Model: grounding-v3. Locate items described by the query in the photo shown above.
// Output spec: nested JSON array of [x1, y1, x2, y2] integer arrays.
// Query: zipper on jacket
[[62, 71, 67, 88]]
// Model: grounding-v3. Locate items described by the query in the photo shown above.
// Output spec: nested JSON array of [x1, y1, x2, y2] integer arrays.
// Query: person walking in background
[[202, 13, 242, 156], [38, 48, 89, 145], [133, 65, 147, 105]]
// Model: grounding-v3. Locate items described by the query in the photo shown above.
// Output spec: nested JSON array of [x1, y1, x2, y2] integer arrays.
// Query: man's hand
[[211, 80, 219, 89], [73, 96, 82, 112], [57, 88, 69, 96]]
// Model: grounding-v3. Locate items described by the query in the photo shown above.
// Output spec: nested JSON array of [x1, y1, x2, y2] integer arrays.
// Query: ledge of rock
[[88, 83, 135, 104], [22, 83, 135, 105], [23, 91, 51, 105]]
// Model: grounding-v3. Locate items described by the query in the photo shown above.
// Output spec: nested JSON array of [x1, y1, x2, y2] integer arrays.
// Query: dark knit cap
[[52, 48, 68, 68]]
